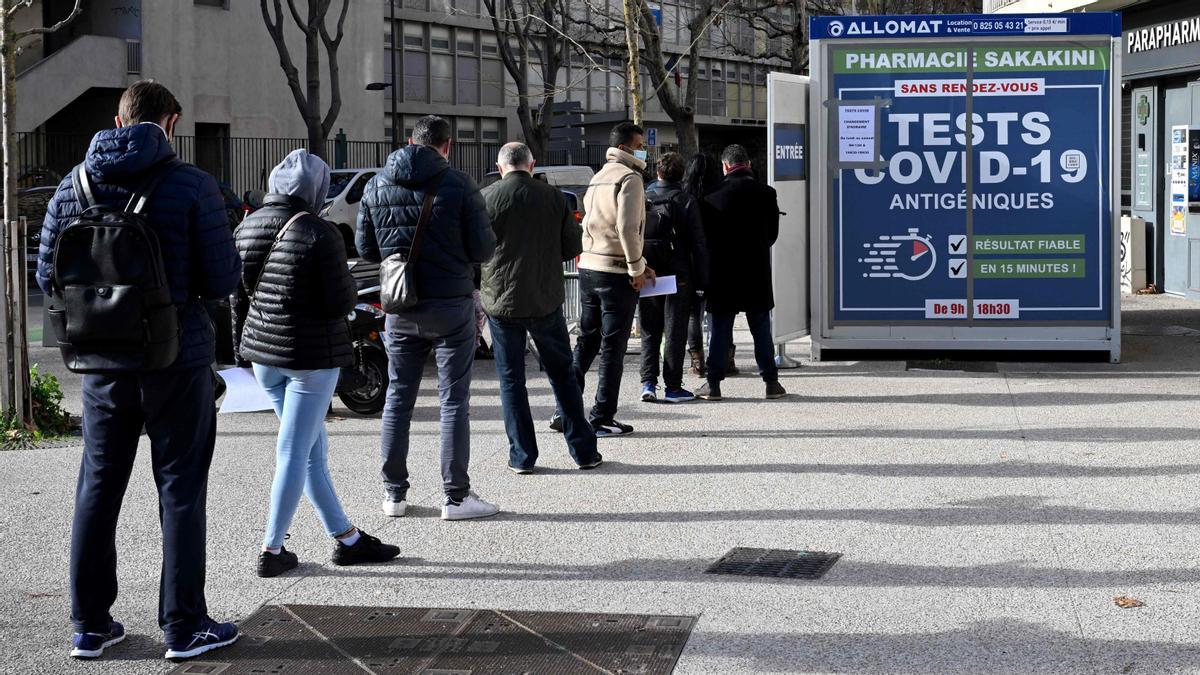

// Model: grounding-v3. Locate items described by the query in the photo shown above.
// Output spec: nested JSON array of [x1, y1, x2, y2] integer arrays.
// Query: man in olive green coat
[[480, 142, 602, 473]]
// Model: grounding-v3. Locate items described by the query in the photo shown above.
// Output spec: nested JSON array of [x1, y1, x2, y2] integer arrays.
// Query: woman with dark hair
[[682, 153, 730, 378]]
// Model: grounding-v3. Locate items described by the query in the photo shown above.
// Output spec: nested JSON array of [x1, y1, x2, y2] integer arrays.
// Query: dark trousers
[[572, 269, 638, 422], [688, 294, 705, 353], [490, 309, 599, 469], [381, 297, 475, 501], [706, 311, 778, 384], [71, 366, 216, 643], [639, 278, 691, 389]]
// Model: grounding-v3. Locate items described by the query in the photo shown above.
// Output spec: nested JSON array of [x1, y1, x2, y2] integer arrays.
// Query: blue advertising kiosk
[[807, 13, 1122, 362]]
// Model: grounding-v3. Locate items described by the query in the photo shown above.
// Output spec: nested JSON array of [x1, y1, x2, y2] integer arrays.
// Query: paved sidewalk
[[2, 294, 1200, 673]]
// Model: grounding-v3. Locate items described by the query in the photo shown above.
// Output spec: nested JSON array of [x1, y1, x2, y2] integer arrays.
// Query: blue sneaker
[[641, 383, 658, 402], [165, 617, 239, 660], [663, 387, 696, 403], [70, 621, 126, 659]]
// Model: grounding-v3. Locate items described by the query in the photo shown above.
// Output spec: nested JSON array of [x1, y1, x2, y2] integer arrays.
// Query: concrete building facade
[[16, 0, 384, 139]]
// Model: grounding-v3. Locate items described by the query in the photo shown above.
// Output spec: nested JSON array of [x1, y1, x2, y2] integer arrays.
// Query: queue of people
[[36, 80, 786, 663]]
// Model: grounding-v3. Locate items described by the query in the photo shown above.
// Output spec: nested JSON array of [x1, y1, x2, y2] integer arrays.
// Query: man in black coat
[[37, 80, 242, 661], [696, 144, 786, 402], [480, 142, 602, 473], [357, 115, 499, 522]]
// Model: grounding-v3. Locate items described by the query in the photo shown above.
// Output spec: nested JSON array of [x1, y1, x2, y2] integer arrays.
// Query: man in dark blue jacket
[[357, 115, 499, 522], [37, 81, 242, 662]]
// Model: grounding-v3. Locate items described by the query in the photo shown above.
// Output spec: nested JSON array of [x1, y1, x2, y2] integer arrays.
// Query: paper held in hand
[[639, 274, 678, 298], [216, 367, 274, 414]]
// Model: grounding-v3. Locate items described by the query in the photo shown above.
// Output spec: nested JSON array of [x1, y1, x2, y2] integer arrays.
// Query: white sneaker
[[441, 492, 500, 521], [382, 498, 407, 518]]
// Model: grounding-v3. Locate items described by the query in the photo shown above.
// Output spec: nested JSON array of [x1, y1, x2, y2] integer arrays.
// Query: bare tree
[[260, 0, 349, 161], [483, 0, 571, 162], [0, 0, 82, 430]]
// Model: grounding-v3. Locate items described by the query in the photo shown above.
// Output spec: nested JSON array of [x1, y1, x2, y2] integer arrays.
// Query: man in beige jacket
[[557, 122, 656, 437]]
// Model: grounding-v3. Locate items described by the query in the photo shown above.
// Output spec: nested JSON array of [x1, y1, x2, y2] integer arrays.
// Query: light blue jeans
[[254, 364, 354, 549]]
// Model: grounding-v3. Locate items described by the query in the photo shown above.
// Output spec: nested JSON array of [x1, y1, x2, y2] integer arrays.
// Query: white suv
[[321, 168, 380, 257]]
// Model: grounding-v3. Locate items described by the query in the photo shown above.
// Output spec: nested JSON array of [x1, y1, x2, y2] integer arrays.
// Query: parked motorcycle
[[336, 297, 388, 415], [335, 260, 388, 415]]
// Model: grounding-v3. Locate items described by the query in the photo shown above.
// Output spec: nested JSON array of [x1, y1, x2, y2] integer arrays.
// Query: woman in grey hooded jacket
[[233, 149, 400, 577]]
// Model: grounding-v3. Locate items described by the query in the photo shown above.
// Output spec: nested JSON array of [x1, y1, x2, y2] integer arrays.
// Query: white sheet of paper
[[216, 367, 275, 414], [838, 105, 876, 163], [639, 274, 678, 298]]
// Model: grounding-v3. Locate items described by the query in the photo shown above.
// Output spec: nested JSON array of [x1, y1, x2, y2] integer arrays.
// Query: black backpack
[[46, 162, 183, 373], [642, 189, 680, 271]]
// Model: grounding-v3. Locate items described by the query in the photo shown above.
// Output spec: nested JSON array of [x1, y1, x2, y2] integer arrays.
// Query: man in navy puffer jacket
[[357, 115, 498, 522], [36, 81, 241, 662]]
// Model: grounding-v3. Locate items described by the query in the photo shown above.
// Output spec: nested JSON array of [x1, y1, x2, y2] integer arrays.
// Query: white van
[[320, 168, 381, 257], [479, 165, 594, 191]]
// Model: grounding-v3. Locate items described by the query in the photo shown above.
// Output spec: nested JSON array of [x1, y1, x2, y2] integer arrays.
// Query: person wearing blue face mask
[[558, 122, 656, 437]]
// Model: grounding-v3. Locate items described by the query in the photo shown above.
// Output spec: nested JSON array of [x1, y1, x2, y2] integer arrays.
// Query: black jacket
[[704, 169, 780, 314], [480, 171, 582, 319], [645, 180, 710, 288], [233, 194, 357, 369], [356, 144, 496, 300], [37, 123, 242, 369]]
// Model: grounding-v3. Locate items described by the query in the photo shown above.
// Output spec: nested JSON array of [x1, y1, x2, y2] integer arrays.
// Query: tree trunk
[[675, 117, 698, 158], [623, 0, 642, 125], [304, 27, 325, 160], [0, 0, 14, 420]]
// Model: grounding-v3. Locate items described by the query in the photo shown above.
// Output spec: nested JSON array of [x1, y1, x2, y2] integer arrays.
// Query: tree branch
[[261, 0, 311, 129], [319, 0, 349, 135], [13, 0, 81, 41]]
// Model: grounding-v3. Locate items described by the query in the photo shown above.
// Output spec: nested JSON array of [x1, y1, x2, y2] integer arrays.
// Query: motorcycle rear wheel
[[338, 348, 388, 415]]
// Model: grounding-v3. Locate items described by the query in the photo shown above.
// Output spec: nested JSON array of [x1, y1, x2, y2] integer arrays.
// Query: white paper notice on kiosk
[[838, 105, 876, 162]]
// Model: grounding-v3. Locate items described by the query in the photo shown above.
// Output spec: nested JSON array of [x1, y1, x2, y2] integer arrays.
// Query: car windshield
[[327, 172, 357, 200]]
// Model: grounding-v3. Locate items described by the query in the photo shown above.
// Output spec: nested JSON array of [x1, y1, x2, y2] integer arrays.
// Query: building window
[[403, 51, 428, 102], [403, 115, 423, 139], [482, 58, 503, 106], [403, 22, 425, 48], [432, 53, 453, 103], [194, 0, 229, 7], [481, 32, 499, 56], [457, 118, 477, 141], [457, 56, 480, 105], [431, 26, 451, 51], [481, 118, 501, 142], [456, 29, 476, 54]]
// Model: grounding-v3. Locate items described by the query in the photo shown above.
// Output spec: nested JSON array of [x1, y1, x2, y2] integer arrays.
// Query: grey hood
[[268, 149, 331, 210]]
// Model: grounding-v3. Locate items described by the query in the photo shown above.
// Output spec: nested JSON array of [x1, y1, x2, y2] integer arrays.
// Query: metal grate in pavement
[[706, 547, 841, 580], [169, 604, 696, 674]]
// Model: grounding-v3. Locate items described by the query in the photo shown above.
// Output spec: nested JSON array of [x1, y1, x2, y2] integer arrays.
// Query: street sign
[[649, 3, 662, 27], [646, 127, 657, 146]]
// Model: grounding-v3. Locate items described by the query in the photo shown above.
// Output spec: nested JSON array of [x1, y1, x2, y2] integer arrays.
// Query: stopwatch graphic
[[858, 228, 937, 281]]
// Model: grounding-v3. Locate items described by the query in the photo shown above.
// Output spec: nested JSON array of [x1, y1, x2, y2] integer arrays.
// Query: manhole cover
[[706, 547, 841, 580], [169, 604, 697, 674], [906, 360, 998, 373]]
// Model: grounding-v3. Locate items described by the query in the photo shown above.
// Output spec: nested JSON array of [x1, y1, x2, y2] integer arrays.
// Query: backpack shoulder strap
[[126, 159, 185, 215], [407, 168, 449, 264], [248, 210, 309, 307], [72, 164, 96, 211]]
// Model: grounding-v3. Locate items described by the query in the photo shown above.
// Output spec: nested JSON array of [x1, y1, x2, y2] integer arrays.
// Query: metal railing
[[14, 132, 610, 192]]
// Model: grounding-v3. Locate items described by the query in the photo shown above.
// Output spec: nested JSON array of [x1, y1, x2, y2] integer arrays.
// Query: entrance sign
[[809, 13, 1122, 361]]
